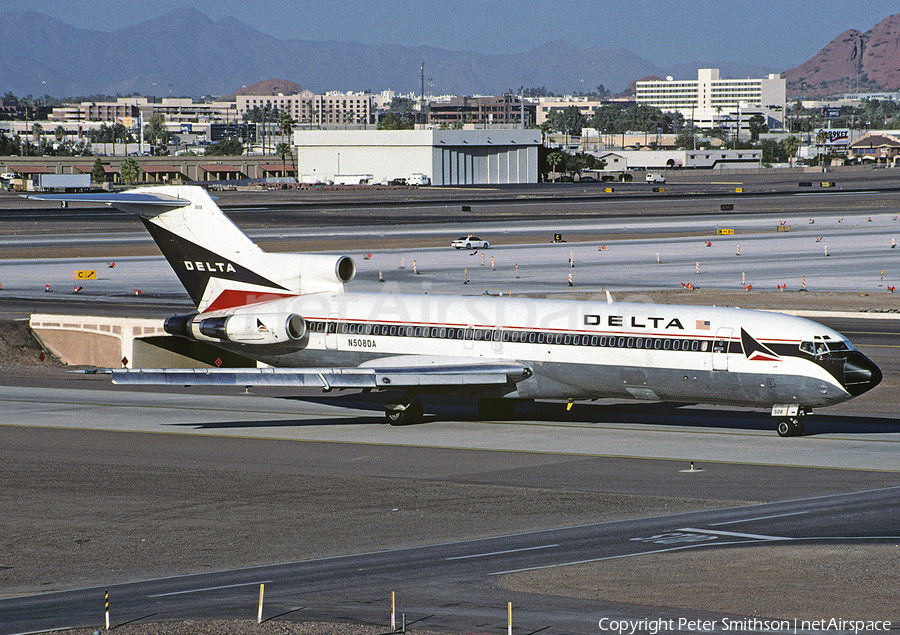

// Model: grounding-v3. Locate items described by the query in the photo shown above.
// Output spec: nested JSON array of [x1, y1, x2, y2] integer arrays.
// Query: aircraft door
[[712, 327, 732, 371], [325, 313, 340, 350]]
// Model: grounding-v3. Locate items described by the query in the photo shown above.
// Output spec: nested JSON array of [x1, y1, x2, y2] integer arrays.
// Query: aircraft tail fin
[[26, 185, 355, 312]]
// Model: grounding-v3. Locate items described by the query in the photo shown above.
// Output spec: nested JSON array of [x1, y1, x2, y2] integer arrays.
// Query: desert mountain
[[784, 13, 900, 98], [0, 8, 661, 98], [4, 8, 897, 100]]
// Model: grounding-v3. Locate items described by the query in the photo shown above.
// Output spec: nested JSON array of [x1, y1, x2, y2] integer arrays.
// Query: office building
[[636, 69, 786, 134], [428, 95, 534, 128], [237, 90, 374, 128]]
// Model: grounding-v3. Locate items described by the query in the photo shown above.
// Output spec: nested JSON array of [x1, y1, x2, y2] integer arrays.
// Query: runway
[[1, 179, 899, 633]]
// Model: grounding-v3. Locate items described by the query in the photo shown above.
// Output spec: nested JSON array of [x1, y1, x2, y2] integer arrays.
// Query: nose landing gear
[[776, 416, 805, 437], [773, 405, 808, 437]]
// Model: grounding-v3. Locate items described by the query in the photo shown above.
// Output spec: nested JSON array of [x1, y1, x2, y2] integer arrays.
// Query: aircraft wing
[[94, 361, 533, 390]]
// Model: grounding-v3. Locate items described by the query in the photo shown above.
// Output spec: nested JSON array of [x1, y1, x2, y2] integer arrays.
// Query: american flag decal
[[696, 320, 711, 330]]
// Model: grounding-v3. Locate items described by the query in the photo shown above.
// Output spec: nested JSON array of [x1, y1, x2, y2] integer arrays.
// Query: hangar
[[293, 129, 541, 186]]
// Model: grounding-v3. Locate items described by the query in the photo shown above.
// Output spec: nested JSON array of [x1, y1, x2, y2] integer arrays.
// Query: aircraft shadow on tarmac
[[171, 393, 900, 436]]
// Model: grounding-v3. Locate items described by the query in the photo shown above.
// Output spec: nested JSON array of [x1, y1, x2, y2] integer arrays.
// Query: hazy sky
[[6, 0, 897, 73]]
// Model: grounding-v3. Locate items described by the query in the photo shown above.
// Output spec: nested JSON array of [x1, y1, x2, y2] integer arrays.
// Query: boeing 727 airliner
[[27, 186, 881, 437]]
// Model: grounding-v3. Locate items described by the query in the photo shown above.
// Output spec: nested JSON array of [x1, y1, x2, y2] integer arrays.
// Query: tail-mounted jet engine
[[165, 313, 306, 345]]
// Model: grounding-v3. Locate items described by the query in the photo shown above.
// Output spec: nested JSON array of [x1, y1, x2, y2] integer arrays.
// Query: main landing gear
[[384, 394, 424, 425], [384, 396, 518, 425]]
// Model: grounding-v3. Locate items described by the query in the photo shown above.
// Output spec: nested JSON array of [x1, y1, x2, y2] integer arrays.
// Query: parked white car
[[451, 235, 490, 249]]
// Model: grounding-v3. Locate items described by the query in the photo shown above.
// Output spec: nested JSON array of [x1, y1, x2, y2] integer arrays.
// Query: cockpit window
[[801, 340, 851, 355]]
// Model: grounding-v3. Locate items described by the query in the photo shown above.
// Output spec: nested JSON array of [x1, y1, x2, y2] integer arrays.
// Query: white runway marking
[[710, 511, 810, 526], [445, 544, 559, 560], [677, 527, 791, 541], [147, 579, 273, 597]]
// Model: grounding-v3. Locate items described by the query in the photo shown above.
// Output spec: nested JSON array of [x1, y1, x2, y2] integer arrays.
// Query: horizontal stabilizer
[[101, 361, 532, 390], [23, 191, 191, 215]]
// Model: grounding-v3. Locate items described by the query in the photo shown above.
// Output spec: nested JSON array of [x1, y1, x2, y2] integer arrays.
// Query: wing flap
[[105, 362, 532, 390]]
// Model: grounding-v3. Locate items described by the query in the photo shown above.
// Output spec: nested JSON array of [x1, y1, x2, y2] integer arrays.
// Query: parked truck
[[36, 173, 92, 192], [407, 173, 431, 186], [333, 174, 373, 186]]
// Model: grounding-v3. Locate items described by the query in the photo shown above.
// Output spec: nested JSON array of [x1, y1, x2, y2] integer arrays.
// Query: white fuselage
[[217, 291, 855, 408]]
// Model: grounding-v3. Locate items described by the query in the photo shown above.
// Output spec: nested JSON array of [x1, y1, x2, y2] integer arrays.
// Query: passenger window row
[[305, 321, 716, 352]]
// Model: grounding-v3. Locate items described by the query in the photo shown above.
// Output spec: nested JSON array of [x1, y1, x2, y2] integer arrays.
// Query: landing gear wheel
[[385, 398, 424, 426], [476, 397, 516, 420], [776, 417, 804, 437]]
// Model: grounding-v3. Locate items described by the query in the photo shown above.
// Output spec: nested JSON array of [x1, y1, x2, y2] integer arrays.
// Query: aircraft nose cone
[[842, 352, 882, 396]]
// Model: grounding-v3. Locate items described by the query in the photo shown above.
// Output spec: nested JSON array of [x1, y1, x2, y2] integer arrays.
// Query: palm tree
[[815, 128, 829, 165], [275, 142, 292, 178], [547, 151, 564, 182], [276, 112, 296, 176], [277, 111, 294, 144], [120, 157, 142, 184], [782, 136, 800, 167]]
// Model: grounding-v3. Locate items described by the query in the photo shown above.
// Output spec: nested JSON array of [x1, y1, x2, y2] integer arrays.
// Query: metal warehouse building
[[293, 129, 541, 186]]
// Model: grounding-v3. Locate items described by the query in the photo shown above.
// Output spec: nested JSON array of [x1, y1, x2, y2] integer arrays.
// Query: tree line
[[2, 90, 899, 168]]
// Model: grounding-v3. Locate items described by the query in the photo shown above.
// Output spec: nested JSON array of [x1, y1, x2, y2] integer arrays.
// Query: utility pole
[[420, 60, 426, 126]]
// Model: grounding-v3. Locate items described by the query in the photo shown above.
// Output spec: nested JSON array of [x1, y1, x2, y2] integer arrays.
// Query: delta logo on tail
[[140, 219, 292, 311], [740, 328, 782, 362]]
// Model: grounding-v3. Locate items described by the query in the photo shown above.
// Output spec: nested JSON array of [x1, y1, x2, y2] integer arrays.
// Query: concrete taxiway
[[2, 384, 899, 471]]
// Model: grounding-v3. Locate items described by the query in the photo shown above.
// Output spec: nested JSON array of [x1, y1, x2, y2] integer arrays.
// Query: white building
[[636, 69, 786, 134], [594, 149, 761, 171], [293, 129, 541, 186]]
